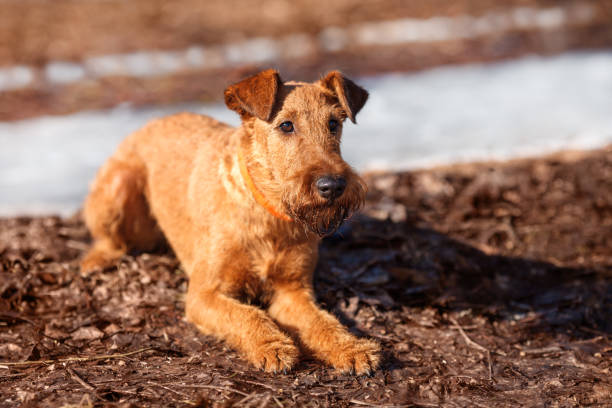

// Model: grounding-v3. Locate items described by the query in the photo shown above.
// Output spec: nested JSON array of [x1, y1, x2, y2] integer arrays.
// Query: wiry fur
[[282, 164, 366, 236], [81, 69, 380, 374]]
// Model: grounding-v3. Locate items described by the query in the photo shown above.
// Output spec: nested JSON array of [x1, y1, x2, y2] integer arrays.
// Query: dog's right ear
[[224, 69, 281, 121]]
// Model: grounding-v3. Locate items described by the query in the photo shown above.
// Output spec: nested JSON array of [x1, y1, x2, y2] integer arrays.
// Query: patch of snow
[[0, 65, 34, 90], [1, 51, 611, 215], [84, 54, 127, 77], [319, 27, 349, 52], [347, 51, 612, 170], [46, 61, 85, 84], [354, 3, 593, 46], [224, 37, 281, 65]]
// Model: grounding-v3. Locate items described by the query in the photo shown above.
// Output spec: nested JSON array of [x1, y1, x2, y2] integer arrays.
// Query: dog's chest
[[237, 272, 273, 306], [236, 236, 316, 303]]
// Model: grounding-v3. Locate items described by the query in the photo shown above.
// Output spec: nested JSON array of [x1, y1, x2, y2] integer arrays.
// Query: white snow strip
[[349, 51, 612, 171], [353, 3, 593, 46], [0, 2, 597, 91], [1, 51, 611, 216], [0, 65, 34, 90], [45, 61, 85, 84], [224, 37, 281, 65]]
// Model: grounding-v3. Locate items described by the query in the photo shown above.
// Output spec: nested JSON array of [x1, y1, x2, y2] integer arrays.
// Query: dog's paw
[[328, 338, 381, 375], [80, 252, 108, 276], [80, 246, 123, 276], [248, 334, 299, 373]]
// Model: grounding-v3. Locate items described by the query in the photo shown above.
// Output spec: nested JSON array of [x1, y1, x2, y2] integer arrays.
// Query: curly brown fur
[[282, 169, 366, 236], [81, 69, 380, 374]]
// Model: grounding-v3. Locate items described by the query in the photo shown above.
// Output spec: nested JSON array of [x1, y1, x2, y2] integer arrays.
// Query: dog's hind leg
[[81, 158, 162, 274]]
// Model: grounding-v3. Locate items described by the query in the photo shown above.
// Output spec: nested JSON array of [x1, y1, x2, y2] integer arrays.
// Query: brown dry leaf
[[339, 296, 360, 318], [0, 343, 24, 358], [71, 326, 104, 341]]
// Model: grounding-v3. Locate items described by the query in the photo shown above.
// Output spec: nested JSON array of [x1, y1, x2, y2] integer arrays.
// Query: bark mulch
[[1, 147, 610, 407]]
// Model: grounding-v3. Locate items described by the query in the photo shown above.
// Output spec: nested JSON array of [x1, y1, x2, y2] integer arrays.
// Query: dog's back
[[82, 112, 235, 271]]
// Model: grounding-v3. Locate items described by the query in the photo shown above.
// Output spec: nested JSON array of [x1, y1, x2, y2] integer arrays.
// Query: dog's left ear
[[320, 71, 368, 123], [224, 69, 281, 121]]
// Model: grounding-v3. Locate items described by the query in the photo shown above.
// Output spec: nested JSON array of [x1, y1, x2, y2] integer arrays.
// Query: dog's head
[[224, 69, 368, 236]]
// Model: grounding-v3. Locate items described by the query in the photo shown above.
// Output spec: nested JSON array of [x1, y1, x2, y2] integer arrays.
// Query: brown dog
[[81, 69, 380, 374]]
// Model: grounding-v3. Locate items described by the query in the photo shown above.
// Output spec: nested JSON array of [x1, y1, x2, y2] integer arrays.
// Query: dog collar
[[237, 149, 293, 222]]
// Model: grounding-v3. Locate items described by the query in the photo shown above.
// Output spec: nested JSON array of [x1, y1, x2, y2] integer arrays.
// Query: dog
[[81, 69, 380, 374]]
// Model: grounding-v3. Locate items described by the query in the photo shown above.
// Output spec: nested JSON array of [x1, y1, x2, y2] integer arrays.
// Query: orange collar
[[237, 149, 293, 222]]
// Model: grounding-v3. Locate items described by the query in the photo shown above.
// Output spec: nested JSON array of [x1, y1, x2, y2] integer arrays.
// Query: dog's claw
[[328, 338, 381, 375], [249, 336, 298, 373]]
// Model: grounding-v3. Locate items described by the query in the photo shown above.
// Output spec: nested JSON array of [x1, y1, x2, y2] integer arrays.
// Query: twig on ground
[[272, 396, 284, 408], [449, 317, 488, 353], [449, 317, 493, 381], [66, 367, 95, 391], [349, 400, 410, 408], [236, 392, 257, 406], [236, 378, 279, 391], [175, 383, 250, 397], [148, 381, 195, 403], [519, 346, 562, 355], [258, 393, 271, 408], [0, 372, 29, 378], [573, 336, 604, 344], [0, 347, 153, 366], [0, 312, 38, 326]]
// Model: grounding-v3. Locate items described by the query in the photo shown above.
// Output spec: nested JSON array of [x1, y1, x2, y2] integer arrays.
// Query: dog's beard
[[286, 202, 351, 236], [283, 182, 365, 237]]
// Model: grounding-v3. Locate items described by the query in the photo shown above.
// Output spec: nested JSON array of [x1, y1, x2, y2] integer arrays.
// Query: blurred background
[[1, 0, 611, 215]]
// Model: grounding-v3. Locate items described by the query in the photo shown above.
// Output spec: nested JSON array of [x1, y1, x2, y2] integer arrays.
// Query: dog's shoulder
[[147, 112, 232, 132], [127, 112, 235, 150]]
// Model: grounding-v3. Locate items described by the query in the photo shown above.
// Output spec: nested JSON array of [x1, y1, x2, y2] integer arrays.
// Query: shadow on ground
[[321, 217, 611, 338]]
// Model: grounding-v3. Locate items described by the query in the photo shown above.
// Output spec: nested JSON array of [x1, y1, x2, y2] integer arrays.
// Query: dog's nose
[[316, 176, 346, 200]]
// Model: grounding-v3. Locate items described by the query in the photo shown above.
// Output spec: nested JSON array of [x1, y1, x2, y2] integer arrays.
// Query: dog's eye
[[329, 119, 339, 133], [279, 121, 294, 133]]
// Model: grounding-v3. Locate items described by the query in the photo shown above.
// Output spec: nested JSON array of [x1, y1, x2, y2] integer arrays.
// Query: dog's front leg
[[269, 285, 380, 375], [186, 280, 299, 372]]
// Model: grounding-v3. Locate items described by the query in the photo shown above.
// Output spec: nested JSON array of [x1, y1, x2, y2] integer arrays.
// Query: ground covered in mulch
[[1, 147, 611, 407]]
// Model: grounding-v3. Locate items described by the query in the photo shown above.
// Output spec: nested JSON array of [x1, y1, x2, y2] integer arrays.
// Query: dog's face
[[224, 70, 368, 236]]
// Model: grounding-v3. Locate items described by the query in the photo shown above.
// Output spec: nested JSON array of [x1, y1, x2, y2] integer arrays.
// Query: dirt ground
[[1, 146, 610, 407]]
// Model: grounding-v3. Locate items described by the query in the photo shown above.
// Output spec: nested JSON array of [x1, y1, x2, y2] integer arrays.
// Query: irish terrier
[[81, 69, 380, 374]]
